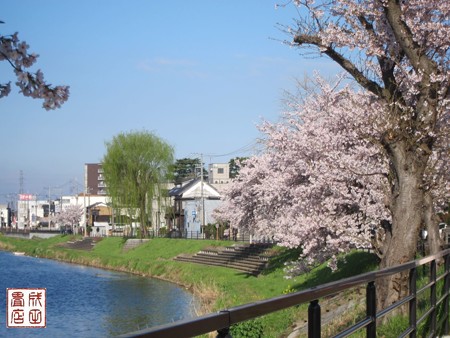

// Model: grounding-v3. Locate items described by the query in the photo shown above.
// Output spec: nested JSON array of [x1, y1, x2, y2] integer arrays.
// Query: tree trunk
[[377, 141, 428, 311], [424, 192, 442, 257], [139, 198, 148, 239]]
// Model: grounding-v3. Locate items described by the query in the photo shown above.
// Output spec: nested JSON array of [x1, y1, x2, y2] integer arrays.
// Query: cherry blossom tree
[[216, 73, 448, 311], [278, 0, 450, 307], [216, 76, 388, 263], [53, 204, 83, 233], [1, 27, 69, 110]]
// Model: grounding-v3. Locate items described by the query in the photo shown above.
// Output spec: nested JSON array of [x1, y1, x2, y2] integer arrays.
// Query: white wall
[[0, 204, 9, 227]]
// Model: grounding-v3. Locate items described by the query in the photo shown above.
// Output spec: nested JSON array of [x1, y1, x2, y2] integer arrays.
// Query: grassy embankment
[[0, 234, 378, 337]]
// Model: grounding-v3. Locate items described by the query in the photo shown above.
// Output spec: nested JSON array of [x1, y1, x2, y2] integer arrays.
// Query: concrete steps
[[122, 239, 150, 251], [174, 243, 274, 275]]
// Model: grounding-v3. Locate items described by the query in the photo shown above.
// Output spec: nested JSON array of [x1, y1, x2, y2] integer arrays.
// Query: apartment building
[[84, 163, 107, 195]]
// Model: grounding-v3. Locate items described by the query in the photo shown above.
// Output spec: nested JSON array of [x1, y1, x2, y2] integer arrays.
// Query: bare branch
[[293, 34, 385, 98]]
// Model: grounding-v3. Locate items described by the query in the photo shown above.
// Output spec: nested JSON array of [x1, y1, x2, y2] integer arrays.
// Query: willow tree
[[102, 131, 174, 238]]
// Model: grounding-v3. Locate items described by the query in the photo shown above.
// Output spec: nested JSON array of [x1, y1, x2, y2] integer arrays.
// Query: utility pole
[[83, 187, 92, 237], [19, 170, 24, 229], [19, 170, 24, 194], [44, 186, 61, 229], [83, 189, 86, 237], [200, 154, 205, 228], [45, 186, 52, 229], [193, 153, 206, 230]]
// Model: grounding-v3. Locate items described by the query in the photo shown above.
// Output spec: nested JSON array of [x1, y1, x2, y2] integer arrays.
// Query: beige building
[[208, 163, 230, 184], [208, 163, 231, 194]]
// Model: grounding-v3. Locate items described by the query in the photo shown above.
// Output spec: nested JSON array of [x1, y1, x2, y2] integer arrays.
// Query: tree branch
[[382, 0, 438, 76], [293, 34, 385, 99], [357, 14, 404, 104]]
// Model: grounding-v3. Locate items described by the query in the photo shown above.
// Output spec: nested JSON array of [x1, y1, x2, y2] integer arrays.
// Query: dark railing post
[[217, 310, 232, 338], [430, 259, 437, 335], [216, 327, 231, 338], [409, 267, 417, 338], [366, 281, 376, 338], [444, 253, 450, 334], [308, 299, 321, 338]]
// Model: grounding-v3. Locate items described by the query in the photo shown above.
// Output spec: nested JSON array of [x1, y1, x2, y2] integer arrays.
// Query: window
[[218, 168, 224, 174]]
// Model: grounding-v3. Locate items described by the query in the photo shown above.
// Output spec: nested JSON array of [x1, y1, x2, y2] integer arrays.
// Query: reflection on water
[[0, 251, 197, 337]]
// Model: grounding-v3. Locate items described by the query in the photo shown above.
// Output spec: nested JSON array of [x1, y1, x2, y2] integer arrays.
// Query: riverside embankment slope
[[0, 234, 378, 337]]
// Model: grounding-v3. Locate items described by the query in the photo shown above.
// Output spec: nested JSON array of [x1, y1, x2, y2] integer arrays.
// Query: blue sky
[[0, 1, 337, 202]]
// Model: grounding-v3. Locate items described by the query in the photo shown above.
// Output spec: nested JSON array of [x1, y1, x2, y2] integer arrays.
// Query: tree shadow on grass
[[234, 271, 260, 279], [262, 247, 303, 275], [292, 251, 380, 291]]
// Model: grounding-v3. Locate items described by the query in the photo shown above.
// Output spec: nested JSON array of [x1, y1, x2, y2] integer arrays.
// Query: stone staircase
[[174, 243, 274, 276], [122, 239, 150, 251]]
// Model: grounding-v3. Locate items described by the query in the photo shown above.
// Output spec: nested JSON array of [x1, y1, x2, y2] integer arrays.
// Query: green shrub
[[283, 285, 295, 294], [230, 318, 264, 338]]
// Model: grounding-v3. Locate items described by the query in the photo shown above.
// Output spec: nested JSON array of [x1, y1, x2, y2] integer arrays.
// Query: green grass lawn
[[0, 234, 379, 337]]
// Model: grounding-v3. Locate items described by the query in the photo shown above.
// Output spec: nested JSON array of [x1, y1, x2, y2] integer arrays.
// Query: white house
[[169, 178, 222, 237]]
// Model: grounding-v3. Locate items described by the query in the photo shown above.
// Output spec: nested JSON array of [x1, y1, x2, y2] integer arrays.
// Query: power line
[[203, 140, 261, 159]]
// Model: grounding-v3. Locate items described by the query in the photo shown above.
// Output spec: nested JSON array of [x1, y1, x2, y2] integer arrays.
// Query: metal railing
[[119, 249, 450, 338], [109, 229, 274, 243], [0, 227, 62, 234], [0, 227, 30, 234]]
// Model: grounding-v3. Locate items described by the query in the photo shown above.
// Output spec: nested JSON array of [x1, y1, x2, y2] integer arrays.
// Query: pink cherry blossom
[[1, 31, 69, 110], [217, 1, 449, 299], [52, 204, 83, 229]]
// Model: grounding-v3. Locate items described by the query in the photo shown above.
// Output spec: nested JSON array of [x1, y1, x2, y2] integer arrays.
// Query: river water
[[0, 251, 197, 337]]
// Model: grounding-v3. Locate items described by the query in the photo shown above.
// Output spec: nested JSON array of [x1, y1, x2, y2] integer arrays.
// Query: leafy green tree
[[171, 157, 209, 183], [171, 158, 201, 184], [229, 157, 248, 179], [102, 130, 174, 238]]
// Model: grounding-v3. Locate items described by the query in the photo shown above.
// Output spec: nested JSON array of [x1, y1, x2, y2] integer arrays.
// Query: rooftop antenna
[[19, 170, 24, 194]]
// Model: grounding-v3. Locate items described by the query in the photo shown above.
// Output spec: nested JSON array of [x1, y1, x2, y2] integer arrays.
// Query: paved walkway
[[59, 237, 102, 251]]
